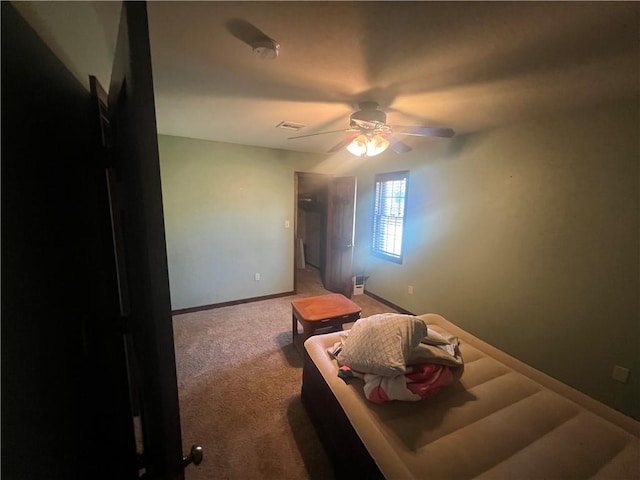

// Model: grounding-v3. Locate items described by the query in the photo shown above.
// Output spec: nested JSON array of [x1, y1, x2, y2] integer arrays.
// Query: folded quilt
[[327, 325, 463, 368], [338, 363, 454, 403]]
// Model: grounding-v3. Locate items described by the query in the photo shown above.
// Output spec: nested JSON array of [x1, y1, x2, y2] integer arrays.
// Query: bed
[[301, 313, 640, 479]]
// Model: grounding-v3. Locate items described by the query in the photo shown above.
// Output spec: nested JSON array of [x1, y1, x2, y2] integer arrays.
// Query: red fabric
[[337, 362, 455, 403], [405, 364, 454, 398], [368, 382, 390, 404]]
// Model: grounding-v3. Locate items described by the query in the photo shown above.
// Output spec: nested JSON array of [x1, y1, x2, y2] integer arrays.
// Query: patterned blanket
[[337, 363, 454, 403]]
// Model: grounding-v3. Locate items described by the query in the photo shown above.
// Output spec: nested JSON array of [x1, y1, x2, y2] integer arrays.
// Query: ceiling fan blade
[[392, 125, 455, 138], [288, 129, 354, 140], [327, 134, 358, 153], [390, 141, 412, 154]]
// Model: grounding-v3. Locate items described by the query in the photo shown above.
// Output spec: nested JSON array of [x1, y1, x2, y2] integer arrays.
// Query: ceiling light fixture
[[346, 134, 390, 157]]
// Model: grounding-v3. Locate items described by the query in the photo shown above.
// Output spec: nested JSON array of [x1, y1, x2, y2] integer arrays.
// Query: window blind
[[372, 171, 408, 263]]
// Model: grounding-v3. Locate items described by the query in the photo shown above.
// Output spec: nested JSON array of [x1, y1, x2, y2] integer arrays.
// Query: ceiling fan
[[288, 101, 455, 157]]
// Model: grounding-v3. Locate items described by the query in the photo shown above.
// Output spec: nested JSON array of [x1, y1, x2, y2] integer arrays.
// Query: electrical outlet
[[612, 365, 630, 383], [254, 273, 261, 281], [284, 220, 290, 229], [408, 285, 414, 295]]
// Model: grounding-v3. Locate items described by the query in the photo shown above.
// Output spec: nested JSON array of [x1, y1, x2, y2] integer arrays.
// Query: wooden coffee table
[[292, 293, 361, 345]]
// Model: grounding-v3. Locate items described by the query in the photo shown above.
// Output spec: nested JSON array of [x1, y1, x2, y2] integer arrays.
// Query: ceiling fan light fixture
[[346, 134, 390, 157]]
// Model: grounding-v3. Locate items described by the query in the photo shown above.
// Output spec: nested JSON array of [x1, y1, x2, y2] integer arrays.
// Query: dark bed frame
[[301, 348, 384, 480]]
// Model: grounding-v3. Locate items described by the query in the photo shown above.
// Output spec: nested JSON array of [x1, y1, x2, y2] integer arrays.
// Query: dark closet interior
[[296, 173, 330, 280]]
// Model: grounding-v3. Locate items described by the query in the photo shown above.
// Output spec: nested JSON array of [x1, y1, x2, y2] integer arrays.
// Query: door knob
[[183, 444, 204, 467]]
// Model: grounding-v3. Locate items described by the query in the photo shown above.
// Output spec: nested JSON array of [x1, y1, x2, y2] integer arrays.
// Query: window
[[371, 171, 409, 263]]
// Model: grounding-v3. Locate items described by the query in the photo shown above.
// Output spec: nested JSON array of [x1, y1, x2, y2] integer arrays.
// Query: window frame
[[371, 170, 409, 264]]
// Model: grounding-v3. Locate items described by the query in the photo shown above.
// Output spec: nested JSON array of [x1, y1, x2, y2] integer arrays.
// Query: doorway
[[295, 172, 330, 292], [294, 172, 357, 298]]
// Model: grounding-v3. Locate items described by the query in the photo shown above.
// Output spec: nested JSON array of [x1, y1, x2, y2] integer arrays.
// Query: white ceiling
[[14, 1, 640, 155]]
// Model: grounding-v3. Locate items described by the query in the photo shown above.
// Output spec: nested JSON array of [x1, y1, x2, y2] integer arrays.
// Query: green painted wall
[[348, 100, 639, 419], [158, 100, 638, 419], [158, 135, 327, 310]]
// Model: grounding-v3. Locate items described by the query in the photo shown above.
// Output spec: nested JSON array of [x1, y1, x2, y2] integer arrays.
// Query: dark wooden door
[[2, 2, 186, 478], [107, 2, 184, 479], [2, 3, 138, 479], [324, 176, 357, 297]]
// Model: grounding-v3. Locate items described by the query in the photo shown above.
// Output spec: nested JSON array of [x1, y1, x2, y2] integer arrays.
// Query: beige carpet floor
[[172, 268, 397, 479]]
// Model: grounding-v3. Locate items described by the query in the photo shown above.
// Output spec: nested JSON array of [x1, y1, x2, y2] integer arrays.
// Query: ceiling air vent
[[276, 121, 305, 131]]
